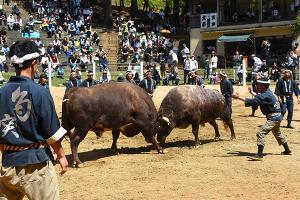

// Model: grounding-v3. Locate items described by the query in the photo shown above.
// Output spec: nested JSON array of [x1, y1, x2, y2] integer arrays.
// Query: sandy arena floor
[[4, 85, 300, 200]]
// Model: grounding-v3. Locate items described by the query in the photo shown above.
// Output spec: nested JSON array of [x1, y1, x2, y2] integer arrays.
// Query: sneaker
[[281, 150, 292, 155], [247, 154, 263, 161]]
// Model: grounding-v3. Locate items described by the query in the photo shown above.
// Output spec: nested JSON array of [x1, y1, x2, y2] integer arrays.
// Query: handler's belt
[[0, 142, 49, 151], [267, 112, 281, 118]]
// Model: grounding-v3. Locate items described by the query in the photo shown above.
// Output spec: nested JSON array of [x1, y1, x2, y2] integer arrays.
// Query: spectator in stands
[[189, 71, 205, 88], [40, 53, 50, 70], [50, 53, 60, 70], [96, 44, 108, 71], [38, 74, 49, 89], [164, 65, 180, 86], [82, 70, 97, 87], [99, 70, 110, 83], [140, 70, 156, 97], [0, 27, 7, 44], [11, 3, 20, 16], [80, 52, 90, 71], [0, 50, 6, 73], [121, 45, 129, 63], [53, 37, 61, 54], [57, 64, 64, 79], [14, 15, 22, 32], [91, 31, 100, 46], [125, 71, 136, 84], [65, 71, 81, 92], [7, 14, 14, 30]]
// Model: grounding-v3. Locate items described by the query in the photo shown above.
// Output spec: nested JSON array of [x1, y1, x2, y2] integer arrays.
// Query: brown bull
[[156, 85, 236, 147], [62, 82, 164, 167]]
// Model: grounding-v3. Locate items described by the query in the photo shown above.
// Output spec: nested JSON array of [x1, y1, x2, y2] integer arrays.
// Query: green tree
[[291, 10, 300, 37]]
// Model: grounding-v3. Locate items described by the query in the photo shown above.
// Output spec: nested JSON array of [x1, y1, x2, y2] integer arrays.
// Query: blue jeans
[[281, 96, 293, 121]]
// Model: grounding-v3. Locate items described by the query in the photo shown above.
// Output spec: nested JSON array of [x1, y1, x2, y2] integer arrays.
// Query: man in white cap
[[219, 70, 233, 116], [233, 76, 292, 161], [82, 70, 98, 87], [275, 69, 300, 128]]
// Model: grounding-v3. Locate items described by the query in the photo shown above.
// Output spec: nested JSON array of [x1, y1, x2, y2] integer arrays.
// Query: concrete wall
[[190, 28, 203, 56]]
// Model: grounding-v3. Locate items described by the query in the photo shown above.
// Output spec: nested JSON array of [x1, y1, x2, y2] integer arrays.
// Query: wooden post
[[48, 61, 52, 90], [92, 61, 96, 80], [242, 56, 248, 86]]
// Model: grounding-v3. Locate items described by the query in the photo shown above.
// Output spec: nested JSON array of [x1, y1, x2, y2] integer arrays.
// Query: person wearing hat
[[189, 71, 205, 88], [233, 76, 292, 161], [139, 70, 156, 97], [99, 70, 111, 83], [0, 40, 68, 198], [275, 69, 300, 128], [219, 70, 233, 116], [125, 70, 136, 84], [66, 71, 82, 92], [82, 70, 98, 87], [38, 73, 49, 89]]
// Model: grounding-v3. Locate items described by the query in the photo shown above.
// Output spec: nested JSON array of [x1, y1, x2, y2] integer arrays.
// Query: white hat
[[219, 70, 227, 77], [284, 69, 293, 76], [257, 77, 271, 84]]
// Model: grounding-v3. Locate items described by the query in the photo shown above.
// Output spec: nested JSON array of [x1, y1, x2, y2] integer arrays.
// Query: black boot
[[286, 120, 294, 129], [281, 143, 292, 155], [248, 145, 264, 161]]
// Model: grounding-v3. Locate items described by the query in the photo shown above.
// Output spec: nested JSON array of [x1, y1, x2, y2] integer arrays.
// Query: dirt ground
[[7, 85, 300, 200]]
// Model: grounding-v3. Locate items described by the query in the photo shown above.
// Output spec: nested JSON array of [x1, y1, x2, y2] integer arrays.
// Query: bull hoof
[[158, 149, 168, 154], [72, 162, 83, 168], [230, 136, 236, 140], [214, 137, 221, 141]]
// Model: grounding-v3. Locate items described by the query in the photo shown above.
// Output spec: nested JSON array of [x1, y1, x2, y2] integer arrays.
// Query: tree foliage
[[291, 10, 300, 37]]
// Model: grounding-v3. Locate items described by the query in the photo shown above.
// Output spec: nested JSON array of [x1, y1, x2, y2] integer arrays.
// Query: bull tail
[[61, 93, 73, 135]]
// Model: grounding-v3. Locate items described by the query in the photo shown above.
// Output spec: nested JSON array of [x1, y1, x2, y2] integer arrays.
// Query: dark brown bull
[[62, 82, 164, 167], [156, 85, 235, 147]]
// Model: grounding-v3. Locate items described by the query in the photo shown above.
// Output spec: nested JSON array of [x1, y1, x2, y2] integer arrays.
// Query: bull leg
[[94, 131, 103, 139], [70, 128, 89, 168], [221, 116, 236, 140], [111, 129, 120, 155], [209, 120, 221, 141], [192, 122, 201, 147], [143, 132, 166, 154]]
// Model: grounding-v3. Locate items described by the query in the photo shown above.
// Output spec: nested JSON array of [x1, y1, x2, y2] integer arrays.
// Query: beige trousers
[[257, 120, 287, 147], [0, 161, 59, 200]]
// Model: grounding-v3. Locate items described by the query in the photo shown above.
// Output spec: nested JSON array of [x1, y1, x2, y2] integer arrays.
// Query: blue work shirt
[[275, 78, 300, 97], [0, 76, 64, 167], [245, 88, 282, 121], [220, 78, 233, 98]]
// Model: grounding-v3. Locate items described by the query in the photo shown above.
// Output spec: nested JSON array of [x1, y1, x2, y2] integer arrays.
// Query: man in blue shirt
[[275, 69, 300, 128], [0, 40, 68, 199], [233, 77, 291, 161], [219, 70, 233, 117]]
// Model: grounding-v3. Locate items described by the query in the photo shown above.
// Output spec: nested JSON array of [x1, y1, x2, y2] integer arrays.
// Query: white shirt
[[181, 47, 190, 58], [184, 58, 191, 70], [190, 59, 198, 71], [0, 55, 6, 64], [209, 56, 218, 69]]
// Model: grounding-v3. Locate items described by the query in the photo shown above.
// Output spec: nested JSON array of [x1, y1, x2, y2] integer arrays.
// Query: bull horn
[[161, 116, 170, 125]]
